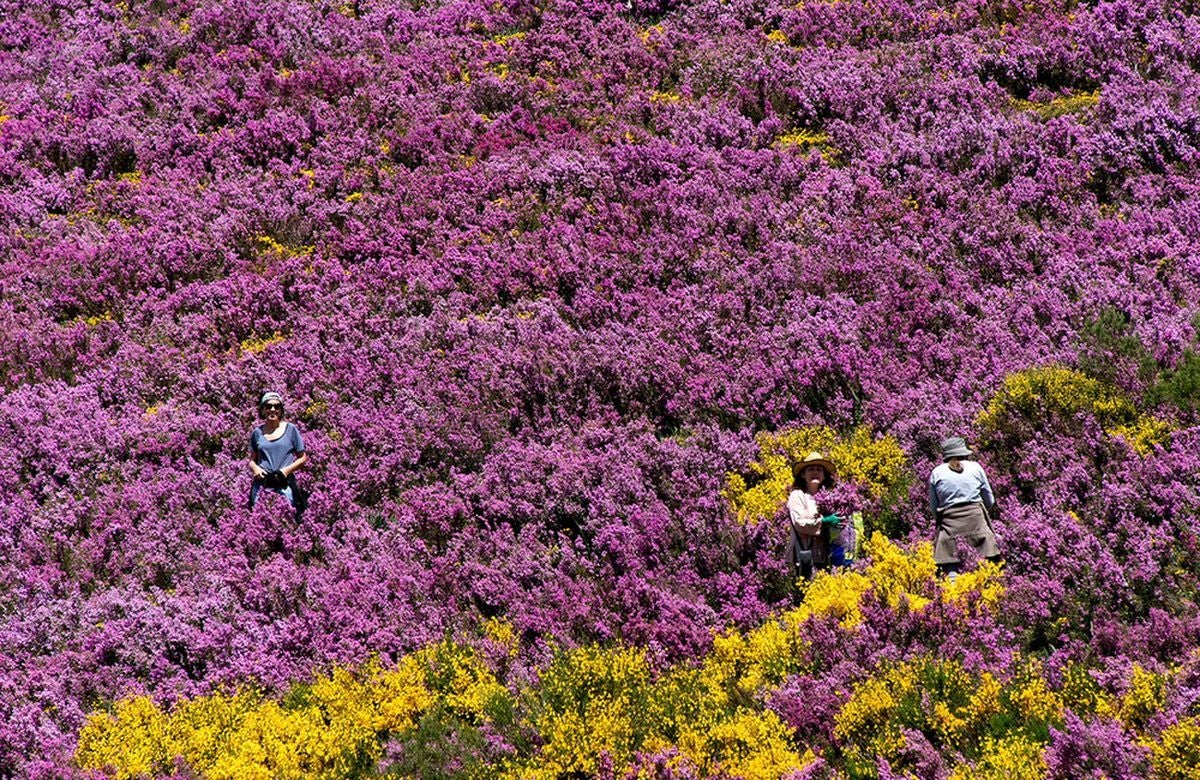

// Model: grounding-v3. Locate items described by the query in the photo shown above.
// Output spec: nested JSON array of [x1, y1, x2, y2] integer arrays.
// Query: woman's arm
[[282, 451, 308, 477], [249, 430, 267, 478], [976, 464, 995, 509], [787, 491, 821, 535]]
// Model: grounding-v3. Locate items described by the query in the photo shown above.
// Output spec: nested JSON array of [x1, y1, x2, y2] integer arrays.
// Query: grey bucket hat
[[940, 437, 973, 460], [259, 391, 284, 407]]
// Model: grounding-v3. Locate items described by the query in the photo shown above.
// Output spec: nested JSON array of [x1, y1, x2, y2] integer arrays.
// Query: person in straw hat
[[787, 451, 844, 579], [929, 436, 1002, 577]]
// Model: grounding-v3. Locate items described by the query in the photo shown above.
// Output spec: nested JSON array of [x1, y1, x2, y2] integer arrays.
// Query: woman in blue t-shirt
[[249, 391, 308, 515]]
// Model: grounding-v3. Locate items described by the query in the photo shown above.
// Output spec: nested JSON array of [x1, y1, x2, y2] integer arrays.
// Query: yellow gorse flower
[[680, 709, 805, 780], [254, 234, 313, 259], [978, 365, 1171, 454], [1006, 660, 1063, 724], [76, 653, 448, 779], [75, 696, 175, 779], [1010, 89, 1100, 120], [1110, 415, 1174, 455], [793, 534, 1002, 628], [776, 129, 828, 147], [239, 332, 285, 355], [1121, 663, 1167, 730], [483, 616, 520, 657], [1058, 662, 1118, 720], [941, 558, 1005, 608], [834, 654, 1105, 775], [1149, 715, 1200, 779], [948, 734, 1046, 780], [519, 645, 653, 777], [499, 637, 816, 778]]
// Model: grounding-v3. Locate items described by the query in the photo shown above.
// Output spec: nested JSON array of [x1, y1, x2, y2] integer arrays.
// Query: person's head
[[793, 452, 837, 494], [259, 391, 285, 420], [940, 436, 972, 468]]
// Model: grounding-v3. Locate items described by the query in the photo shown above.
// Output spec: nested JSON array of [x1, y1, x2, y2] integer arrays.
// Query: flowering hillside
[[3, 0, 1200, 775]]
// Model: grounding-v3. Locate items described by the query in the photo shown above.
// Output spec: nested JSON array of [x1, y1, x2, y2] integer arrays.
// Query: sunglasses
[[262, 403, 283, 411]]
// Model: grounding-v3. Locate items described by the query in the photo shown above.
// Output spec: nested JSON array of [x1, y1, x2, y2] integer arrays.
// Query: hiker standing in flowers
[[249, 391, 308, 518], [929, 437, 1001, 577], [787, 451, 844, 579]]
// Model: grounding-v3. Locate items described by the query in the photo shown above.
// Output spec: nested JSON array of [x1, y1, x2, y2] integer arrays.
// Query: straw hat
[[793, 451, 837, 484]]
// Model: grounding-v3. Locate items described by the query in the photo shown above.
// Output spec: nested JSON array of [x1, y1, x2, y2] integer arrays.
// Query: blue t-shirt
[[250, 423, 305, 472]]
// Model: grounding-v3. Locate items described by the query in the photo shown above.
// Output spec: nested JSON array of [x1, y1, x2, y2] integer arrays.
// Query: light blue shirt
[[929, 461, 994, 514]]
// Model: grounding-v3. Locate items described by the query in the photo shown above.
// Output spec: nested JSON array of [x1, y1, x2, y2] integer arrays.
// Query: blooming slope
[[3, 0, 1200, 775]]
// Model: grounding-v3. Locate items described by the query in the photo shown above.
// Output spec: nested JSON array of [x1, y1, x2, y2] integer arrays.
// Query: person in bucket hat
[[929, 437, 1001, 577], [249, 391, 309, 519], [787, 451, 844, 579]]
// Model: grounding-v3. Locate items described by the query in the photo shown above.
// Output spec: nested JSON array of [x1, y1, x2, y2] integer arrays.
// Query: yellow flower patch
[[76, 656, 439, 779], [1150, 715, 1200, 780]]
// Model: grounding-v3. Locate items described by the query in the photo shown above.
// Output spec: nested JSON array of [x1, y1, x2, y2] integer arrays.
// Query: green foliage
[[1076, 308, 1200, 425], [384, 704, 490, 780], [1077, 307, 1158, 388], [1149, 349, 1200, 419]]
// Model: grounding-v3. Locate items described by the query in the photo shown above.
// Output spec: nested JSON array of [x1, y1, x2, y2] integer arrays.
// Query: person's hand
[[821, 514, 841, 526]]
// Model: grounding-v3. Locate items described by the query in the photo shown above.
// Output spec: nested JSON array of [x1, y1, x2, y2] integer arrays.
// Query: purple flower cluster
[[3, 0, 1200, 774]]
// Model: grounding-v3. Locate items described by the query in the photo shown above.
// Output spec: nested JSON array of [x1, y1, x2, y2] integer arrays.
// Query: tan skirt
[[934, 502, 1000, 564]]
